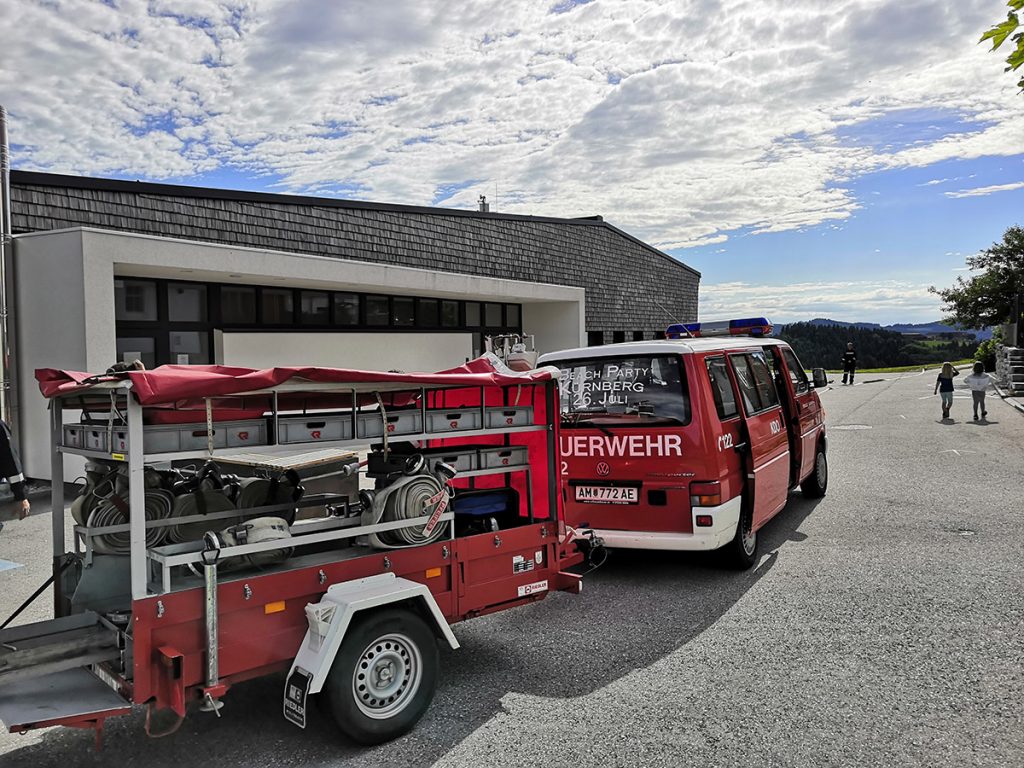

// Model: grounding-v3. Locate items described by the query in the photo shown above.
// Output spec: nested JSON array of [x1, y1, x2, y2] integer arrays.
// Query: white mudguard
[[290, 573, 458, 697]]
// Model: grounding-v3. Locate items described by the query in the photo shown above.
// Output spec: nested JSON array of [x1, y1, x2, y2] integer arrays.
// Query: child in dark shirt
[[933, 362, 959, 420]]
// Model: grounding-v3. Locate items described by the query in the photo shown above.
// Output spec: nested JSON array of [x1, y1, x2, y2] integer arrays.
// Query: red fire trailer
[[0, 358, 591, 748]]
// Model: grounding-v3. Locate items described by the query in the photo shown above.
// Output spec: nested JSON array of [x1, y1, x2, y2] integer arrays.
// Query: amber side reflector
[[426, 567, 442, 579], [264, 601, 286, 614], [695, 515, 714, 527]]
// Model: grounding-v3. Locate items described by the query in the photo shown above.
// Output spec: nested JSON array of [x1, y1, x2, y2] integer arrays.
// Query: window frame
[[705, 355, 740, 421], [553, 353, 692, 429], [729, 351, 782, 416], [114, 277, 522, 367], [780, 347, 810, 395]]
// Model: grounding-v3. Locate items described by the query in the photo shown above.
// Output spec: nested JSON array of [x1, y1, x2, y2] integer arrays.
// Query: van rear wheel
[[800, 446, 828, 498], [721, 503, 757, 570], [323, 607, 439, 745]]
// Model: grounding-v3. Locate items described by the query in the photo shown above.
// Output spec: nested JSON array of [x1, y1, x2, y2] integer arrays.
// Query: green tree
[[930, 225, 1024, 329], [981, 1, 1024, 91]]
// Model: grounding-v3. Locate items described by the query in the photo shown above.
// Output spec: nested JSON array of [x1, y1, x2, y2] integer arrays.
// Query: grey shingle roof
[[10, 170, 699, 334]]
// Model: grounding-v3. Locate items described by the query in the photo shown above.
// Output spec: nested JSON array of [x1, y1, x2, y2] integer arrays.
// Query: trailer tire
[[721, 501, 757, 570], [324, 607, 439, 745], [800, 445, 828, 498]]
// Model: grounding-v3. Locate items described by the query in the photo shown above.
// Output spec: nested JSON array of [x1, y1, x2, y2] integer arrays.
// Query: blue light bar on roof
[[666, 317, 774, 339]]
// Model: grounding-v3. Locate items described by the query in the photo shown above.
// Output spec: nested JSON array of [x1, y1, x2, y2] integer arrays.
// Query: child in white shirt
[[963, 362, 993, 421]]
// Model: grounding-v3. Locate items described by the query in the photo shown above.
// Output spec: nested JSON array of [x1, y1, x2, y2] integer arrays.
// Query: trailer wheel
[[324, 607, 439, 745], [800, 445, 828, 498], [721, 502, 757, 570]]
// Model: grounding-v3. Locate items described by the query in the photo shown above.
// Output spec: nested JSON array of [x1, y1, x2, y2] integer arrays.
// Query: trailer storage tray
[[211, 447, 360, 480], [0, 668, 131, 733]]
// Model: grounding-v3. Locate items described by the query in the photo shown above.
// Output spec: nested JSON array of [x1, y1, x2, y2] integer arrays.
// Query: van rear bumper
[[592, 496, 741, 552]]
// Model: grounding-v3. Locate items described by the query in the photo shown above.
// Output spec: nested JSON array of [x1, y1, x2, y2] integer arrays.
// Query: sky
[[2, 0, 1024, 325]]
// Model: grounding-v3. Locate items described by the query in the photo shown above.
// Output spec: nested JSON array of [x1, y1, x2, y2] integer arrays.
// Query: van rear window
[[552, 355, 690, 428]]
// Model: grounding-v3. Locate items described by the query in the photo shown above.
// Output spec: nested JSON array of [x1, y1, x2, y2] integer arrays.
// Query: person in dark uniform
[[0, 419, 29, 530], [841, 342, 857, 385]]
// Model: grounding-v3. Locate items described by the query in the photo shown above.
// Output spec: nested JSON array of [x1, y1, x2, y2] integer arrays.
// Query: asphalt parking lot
[[1, 369, 1022, 767]]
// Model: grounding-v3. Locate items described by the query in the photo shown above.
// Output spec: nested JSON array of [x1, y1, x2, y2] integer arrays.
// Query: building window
[[484, 302, 503, 327], [366, 295, 390, 326], [587, 331, 604, 346], [392, 296, 415, 326], [115, 275, 524, 367], [115, 280, 157, 322], [333, 292, 360, 325], [262, 289, 294, 324], [169, 331, 210, 365], [612, 331, 626, 343], [116, 336, 156, 369], [167, 283, 207, 323], [441, 300, 460, 327], [300, 291, 330, 324], [221, 286, 256, 324], [633, 330, 644, 341], [418, 298, 440, 327]]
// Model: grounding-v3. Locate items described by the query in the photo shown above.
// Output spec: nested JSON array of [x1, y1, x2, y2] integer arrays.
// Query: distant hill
[[804, 318, 881, 330], [781, 318, 991, 341], [777, 321, 978, 369]]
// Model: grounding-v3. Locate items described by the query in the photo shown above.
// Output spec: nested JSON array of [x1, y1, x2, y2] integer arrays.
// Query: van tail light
[[695, 515, 714, 527], [689, 481, 722, 507]]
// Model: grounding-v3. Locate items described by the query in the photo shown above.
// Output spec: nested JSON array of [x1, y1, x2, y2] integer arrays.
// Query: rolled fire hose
[[168, 491, 239, 544], [86, 489, 176, 554], [362, 471, 452, 549], [221, 516, 293, 570]]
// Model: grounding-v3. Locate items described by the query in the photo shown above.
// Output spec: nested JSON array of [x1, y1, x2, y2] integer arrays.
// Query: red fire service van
[[538, 317, 828, 569]]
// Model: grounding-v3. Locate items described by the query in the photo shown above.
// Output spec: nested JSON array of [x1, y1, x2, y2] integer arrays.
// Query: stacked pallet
[[996, 345, 1024, 396]]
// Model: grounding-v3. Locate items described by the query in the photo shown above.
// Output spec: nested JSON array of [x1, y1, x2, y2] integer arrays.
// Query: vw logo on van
[[596, 462, 611, 477]]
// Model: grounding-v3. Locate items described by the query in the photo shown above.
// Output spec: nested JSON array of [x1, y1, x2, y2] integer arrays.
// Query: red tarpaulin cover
[[36, 356, 558, 406]]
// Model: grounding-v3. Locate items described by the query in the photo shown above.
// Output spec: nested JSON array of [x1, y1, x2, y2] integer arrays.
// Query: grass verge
[[823, 359, 975, 374]]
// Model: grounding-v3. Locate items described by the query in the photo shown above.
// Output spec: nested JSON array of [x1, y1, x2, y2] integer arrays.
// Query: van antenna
[[652, 298, 693, 339]]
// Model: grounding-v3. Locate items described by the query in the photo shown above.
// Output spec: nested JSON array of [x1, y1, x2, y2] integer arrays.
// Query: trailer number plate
[[574, 485, 638, 504], [283, 667, 312, 729], [518, 579, 548, 597]]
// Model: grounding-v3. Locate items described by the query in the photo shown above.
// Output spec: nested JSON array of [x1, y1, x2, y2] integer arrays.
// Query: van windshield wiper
[[563, 410, 615, 437]]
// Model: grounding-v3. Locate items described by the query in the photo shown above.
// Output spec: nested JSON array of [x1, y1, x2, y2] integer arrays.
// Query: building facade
[[8, 171, 700, 477]]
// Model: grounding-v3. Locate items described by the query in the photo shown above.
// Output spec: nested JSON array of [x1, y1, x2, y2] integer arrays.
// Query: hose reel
[[361, 455, 456, 549]]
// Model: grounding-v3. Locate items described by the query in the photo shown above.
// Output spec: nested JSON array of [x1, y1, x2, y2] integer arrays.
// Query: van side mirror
[[812, 368, 828, 389]]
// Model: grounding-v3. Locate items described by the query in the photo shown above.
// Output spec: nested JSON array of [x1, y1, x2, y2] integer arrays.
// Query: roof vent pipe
[[0, 105, 17, 439]]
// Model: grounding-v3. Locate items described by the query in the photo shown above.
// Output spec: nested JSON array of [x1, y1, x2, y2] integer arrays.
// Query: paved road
[[1, 370, 1022, 767]]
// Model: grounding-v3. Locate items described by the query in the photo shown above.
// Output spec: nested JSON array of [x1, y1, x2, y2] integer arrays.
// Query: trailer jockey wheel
[[323, 607, 439, 745]]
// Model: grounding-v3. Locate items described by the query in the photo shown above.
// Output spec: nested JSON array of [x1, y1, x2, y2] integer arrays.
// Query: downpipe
[[0, 105, 16, 439]]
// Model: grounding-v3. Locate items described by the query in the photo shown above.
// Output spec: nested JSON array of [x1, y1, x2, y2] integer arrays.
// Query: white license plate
[[574, 485, 639, 504]]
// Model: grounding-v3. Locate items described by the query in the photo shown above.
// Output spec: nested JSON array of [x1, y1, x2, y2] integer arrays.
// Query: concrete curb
[[993, 383, 1024, 417]]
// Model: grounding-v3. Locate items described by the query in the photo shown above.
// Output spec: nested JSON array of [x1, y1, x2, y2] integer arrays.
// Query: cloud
[[0, 0, 1022, 250], [700, 279, 940, 324], [943, 181, 1024, 198]]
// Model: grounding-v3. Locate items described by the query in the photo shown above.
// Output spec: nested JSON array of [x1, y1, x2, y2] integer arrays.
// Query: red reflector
[[690, 481, 720, 495], [695, 515, 714, 527]]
